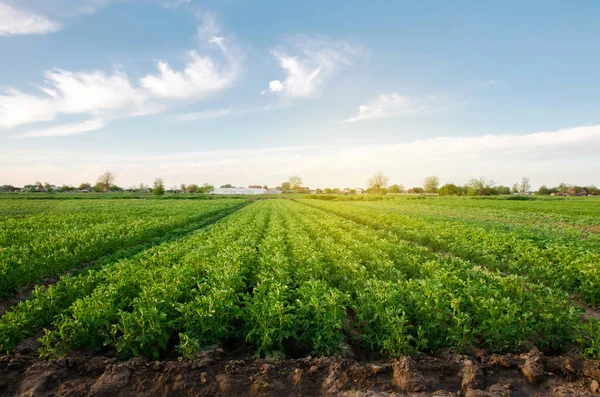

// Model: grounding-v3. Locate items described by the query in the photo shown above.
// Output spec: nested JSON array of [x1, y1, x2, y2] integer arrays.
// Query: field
[[1, 195, 600, 396]]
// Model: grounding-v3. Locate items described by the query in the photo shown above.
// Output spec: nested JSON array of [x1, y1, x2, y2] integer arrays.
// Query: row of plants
[[282, 201, 596, 356], [0, 199, 245, 296], [299, 199, 600, 304], [1, 199, 598, 359]]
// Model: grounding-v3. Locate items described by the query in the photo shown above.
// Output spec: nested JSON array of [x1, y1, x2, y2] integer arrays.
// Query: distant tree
[[536, 185, 551, 195], [93, 182, 105, 192], [332, 188, 341, 194], [324, 188, 333, 194], [519, 177, 531, 194], [79, 182, 92, 191], [423, 176, 440, 193], [180, 183, 187, 193], [586, 185, 599, 195], [97, 172, 117, 192], [138, 183, 149, 192], [199, 183, 214, 194], [153, 178, 165, 196], [438, 183, 463, 196], [44, 182, 52, 191], [57, 184, 72, 193], [315, 188, 323, 194], [263, 185, 269, 190], [467, 177, 493, 196], [388, 184, 404, 194], [186, 184, 199, 193], [496, 186, 511, 195], [288, 176, 303, 192], [220, 184, 234, 188], [109, 185, 122, 192], [34, 181, 44, 191], [367, 171, 389, 194], [409, 187, 425, 194], [558, 183, 571, 195], [511, 183, 519, 194], [280, 181, 292, 192]]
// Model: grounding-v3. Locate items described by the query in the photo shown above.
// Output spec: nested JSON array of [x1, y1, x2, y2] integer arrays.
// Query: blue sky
[[1, 0, 599, 189]]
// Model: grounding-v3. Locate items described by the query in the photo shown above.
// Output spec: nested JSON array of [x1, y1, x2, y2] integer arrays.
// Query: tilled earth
[[1, 339, 600, 397]]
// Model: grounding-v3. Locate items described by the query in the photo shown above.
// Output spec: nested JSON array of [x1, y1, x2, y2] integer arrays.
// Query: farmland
[[1, 195, 600, 395]]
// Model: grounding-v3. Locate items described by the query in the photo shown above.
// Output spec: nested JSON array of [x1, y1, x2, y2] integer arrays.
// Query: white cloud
[[10, 119, 105, 138], [344, 92, 463, 122], [0, 12, 239, 135], [140, 51, 235, 100], [265, 36, 356, 97], [0, 3, 62, 36], [268, 80, 284, 92], [0, 68, 149, 129], [3, 125, 599, 188]]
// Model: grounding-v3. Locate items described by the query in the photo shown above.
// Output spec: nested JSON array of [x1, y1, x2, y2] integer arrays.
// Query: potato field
[[1, 195, 600, 396]]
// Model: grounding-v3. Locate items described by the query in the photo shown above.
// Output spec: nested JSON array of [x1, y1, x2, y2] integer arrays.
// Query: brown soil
[[1, 342, 599, 397]]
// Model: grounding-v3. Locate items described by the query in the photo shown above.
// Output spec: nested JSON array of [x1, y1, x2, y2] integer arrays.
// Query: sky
[[1, 0, 599, 189]]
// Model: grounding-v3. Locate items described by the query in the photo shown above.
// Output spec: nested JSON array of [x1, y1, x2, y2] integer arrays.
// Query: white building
[[211, 187, 281, 195]]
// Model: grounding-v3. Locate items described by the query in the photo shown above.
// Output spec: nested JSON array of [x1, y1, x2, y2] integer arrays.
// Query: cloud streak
[[3, 125, 599, 187], [10, 119, 105, 138], [264, 36, 357, 97], [173, 103, 287, 122], [344, 93, 464, 122], [0, 3, 62, 36], [0, 11, 239, 136]]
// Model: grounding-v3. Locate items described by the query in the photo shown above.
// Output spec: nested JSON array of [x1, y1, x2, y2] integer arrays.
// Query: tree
[[409, 187, 425, 194], [79, 182, 92, 191], [467, 177, 493, 196], [153, 178, 165, 196], [519, 177, 531, 194], [536, 185, 551, 195], [558, 183, 570, 195], [220, 184, 234, 188], [367, 171, 389, 194], [438, 183, 463, 196], [388, 184, 404, 194], [280, 182, 292, 192], [138, 183, 149, 192], [511, 184, 519, 194], [423, 176, 440, 193], [97, 172, 117, 192], [180, 183, 187, 193], [200, 183, 214, 194], [93, 182, 105, 192], [288, 176, 303, 192], [186, 184, 199, 193]]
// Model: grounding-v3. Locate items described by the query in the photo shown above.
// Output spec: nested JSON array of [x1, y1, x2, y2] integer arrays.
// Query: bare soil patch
[[1, 344, 599, 397]]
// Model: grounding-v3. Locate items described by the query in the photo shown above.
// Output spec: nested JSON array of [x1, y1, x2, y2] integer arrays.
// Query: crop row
[[0, 199, 245, 296], [299, 199, 600, 304], [1, 199, 598, 359]]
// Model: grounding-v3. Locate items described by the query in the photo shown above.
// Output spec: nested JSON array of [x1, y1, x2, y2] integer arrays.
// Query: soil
[[1, 340, 599, 397]]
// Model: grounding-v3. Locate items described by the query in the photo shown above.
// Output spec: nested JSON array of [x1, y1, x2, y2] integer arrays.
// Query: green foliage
[[152, 178, 165, 196], [1, 197, 599, 361]]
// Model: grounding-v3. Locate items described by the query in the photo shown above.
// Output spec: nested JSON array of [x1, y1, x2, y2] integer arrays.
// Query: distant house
[[355, 188, 364, 195], [248, 185, 263, 189]]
